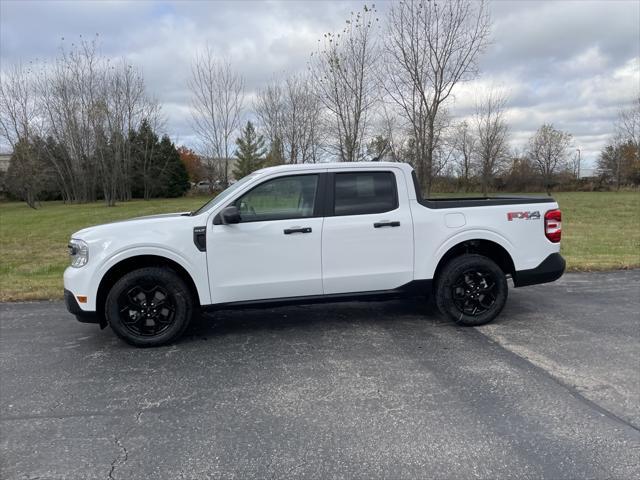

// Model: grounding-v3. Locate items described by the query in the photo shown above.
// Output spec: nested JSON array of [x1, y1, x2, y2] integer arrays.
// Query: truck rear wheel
[[435, 254, 507, 326], [105, 267, 193, 347]]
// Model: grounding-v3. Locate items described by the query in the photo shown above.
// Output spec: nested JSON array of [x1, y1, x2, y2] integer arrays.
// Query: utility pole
[[575, 148, 581, 179]]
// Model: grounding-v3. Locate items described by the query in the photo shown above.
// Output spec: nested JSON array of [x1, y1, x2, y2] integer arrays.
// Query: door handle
[[373, 221, 400, 228], [284, 227, 312, 234]]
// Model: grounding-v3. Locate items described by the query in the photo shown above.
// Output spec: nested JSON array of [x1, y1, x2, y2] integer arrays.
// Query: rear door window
[[333, 171, 398, 216]]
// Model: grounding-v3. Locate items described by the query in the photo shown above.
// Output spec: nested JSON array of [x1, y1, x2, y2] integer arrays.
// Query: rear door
[[321, 168, 414, 295]]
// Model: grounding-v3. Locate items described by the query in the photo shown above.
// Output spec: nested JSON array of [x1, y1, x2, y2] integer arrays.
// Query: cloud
[[1, 0, 638, 167]]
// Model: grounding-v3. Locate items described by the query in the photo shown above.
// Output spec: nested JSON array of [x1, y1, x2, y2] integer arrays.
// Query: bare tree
[[0, 63, 38, 147], [527, 124, 572, 195], [567, 148, 580, 179], [504, 149, 538, 192], [617, 96, 640, 149], [189, 46, 244, 186], [605, 96, 640, 188], [89, 58, 156, 205], [451, 120, 477, 191], [384, 0, 490, 195], [284, 75, 323, 164], [107, 60, 160, 201], [3, 37, 161, 205], [255, 80, 284, 162], [256, 74, 323, 164], [309, 5, 379, 162], [38, 40, 101, 202], [35, 39, 158, 205], [377, 105, 406, 162], [474, 90, 509, 197], [0, 63, 43, 207], [431, 109, 454, 180]]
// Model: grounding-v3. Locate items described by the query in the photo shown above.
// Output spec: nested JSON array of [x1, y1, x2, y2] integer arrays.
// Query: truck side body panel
[[408, 197, 560, 282], [63, 162, 564, 320]]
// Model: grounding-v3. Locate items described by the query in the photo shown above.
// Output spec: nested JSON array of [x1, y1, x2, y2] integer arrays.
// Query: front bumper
[[64, 265, 98, 311], [64, 289, 100, 324], [513, 253, 566, 288]]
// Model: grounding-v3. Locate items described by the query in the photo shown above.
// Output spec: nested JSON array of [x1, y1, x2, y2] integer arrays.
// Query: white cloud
[[1, 0, 638, 167], [563, 46, 609, 74]]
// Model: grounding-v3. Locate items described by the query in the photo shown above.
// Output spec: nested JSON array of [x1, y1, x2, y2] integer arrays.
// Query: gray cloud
[[1, 0, 638, 166]]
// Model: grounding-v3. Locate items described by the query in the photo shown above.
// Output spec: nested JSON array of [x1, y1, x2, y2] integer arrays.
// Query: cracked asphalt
[[1, 270, 639, 479]]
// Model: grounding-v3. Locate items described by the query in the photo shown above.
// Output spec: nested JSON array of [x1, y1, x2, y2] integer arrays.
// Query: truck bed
[[410, 171, 554, 209], [418, 196, 554, 209]]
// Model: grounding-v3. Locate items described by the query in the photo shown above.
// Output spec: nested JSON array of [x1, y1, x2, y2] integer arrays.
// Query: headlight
[[68, 239, 89, 268]]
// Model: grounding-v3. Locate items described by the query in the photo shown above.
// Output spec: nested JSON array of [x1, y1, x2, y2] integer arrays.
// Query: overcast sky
[[1, 0, 639, 168]]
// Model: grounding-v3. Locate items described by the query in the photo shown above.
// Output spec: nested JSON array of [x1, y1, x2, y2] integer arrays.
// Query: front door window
[[234, 174, 319, 222]]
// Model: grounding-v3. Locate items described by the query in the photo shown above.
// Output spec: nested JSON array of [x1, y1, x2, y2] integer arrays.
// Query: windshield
[[191, 173, 260, 215]]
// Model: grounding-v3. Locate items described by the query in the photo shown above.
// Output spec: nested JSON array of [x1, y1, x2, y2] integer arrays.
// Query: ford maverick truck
[[64, 162, 565, 347]]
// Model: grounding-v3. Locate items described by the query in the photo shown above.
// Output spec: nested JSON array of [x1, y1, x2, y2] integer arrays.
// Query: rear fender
[[427, 229, 517, 280]]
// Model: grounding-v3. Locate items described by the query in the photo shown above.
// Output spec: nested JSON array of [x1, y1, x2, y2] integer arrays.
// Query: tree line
[[0, 39, 189, 207], [186, 0, 639, 195], [596, 98, 640, 190], [2, 1, 639, 208]]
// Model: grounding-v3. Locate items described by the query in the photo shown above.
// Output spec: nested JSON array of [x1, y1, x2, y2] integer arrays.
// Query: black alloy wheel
[[105, 267, 193, 347], [435, 254, 508, 326], [451, 269, 498, 316], [117, 283, 176, 337]]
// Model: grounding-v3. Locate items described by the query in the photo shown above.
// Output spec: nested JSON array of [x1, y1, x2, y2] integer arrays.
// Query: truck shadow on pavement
[[180, 297, 453, 345], [176, 287, 543, 346]]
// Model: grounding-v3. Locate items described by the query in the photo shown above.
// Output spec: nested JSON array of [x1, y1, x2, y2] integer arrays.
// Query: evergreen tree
[[264, 137, 284, 167], [129, 121, 189, 198], [233, 121, 267, 179], [129, 119, 159, 199], [5, 138, 48, 207], [157, 135, 190, 197]]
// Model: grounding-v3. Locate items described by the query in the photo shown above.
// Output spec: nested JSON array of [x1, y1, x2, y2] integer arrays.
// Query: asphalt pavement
[[1, 271, 639, 479]]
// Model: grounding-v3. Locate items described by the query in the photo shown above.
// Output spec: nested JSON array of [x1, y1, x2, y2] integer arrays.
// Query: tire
[[435, 254, 508, 326], [105, 267, 193, 347]]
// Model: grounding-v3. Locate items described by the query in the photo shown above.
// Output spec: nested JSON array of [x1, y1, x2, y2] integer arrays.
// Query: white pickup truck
[[64, 162, 565, 347]]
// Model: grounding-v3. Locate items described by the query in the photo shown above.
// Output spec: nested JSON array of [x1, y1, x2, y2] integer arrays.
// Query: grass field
[[1, 192, 638, 301]]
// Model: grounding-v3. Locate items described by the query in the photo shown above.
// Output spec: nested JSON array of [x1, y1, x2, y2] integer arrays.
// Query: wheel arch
[[432, 239, 516, 290], [96, 255, 201, 322]]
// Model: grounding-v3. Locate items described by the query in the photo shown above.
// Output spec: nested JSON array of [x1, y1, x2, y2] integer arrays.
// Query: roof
[[256, 161, 413, 175]]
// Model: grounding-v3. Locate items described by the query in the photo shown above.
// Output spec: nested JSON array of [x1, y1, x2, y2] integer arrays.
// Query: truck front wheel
[[105, 267, 193, 347], [435, 254, 508, 326]]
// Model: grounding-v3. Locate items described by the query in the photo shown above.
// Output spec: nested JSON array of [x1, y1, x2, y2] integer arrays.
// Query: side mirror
[[220, 205, 241, 224]]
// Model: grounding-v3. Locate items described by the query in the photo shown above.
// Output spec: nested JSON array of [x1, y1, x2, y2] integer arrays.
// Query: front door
[[322, 169, 414, 294], [208, 173, 324, 304]]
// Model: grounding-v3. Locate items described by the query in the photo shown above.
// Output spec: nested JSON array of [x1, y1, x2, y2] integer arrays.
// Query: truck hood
[[71, 212, 190, 239]]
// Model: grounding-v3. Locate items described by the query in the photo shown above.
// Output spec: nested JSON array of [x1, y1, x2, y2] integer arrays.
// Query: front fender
[[80, 245, 210, 311]]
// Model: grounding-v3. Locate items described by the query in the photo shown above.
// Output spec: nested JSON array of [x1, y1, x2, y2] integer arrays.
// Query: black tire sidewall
[[105, 267, 193, 347], [436, 254, 508, 326]]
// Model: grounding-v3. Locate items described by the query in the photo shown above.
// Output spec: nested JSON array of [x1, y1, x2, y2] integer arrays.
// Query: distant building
[[0, 152, 11, 173], [579, 168, 597, 179], [0, 152, 10, 196], [201, 157, 238, 182]]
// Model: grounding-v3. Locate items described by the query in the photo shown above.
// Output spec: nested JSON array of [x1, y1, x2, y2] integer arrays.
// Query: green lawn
[[0, 192, 638, 301], [0, 197, 208, 302], [551, 192, 639, 271]]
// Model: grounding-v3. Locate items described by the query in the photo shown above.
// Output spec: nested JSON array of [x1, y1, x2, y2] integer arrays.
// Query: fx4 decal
[[507, 211, 541, 221]]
